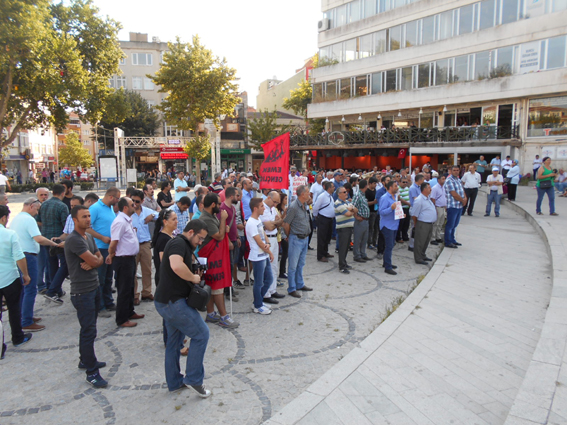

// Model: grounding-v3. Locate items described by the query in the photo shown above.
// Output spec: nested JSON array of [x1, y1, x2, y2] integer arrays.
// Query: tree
[[247, 109, 292, 150], [97, 89, 161, 140], [59, 132, 93, 168], [183, 134, 211, 184], [0, 0, 123, 149], [151, 36, 240, 132], [283, 81, 326, 134]]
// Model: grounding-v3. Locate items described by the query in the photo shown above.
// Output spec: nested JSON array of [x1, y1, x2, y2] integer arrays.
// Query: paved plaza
[[0, 191, 440, 425]]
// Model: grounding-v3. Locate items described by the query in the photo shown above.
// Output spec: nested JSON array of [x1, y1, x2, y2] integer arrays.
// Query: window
[[458, 4, 474, 35], [336, 4, 347, 27], [437, 10, 453, 41], [364, 0, 376, 18], [494, 46, 514, 76], [132, 77, 143, 90], [501, 0, 520, 24], [528, 96, 567, 137], [547, 36, 567, 69], [400, 67, 412, 90], [132, 53, 153, 66], [82, 129, 90, 136], [434, 59, 450, 85], [313, 83, 323, 101], [349, 0, 361, 23], [147, 100, 156, 107], [417, 63, 430, 88], [144, 77, 154, 90], [109, 77, 116, 88], [475, 51, 492, 80], [359, 34, 373, 59], [405, 20, 418, 47], [422, 16, 435, 44], [325, 81, 337, 100], [374, 30, 387, 55], [394, 0, 406, 7], [371, 72, 383, 94], [355, 75, 368, 96], [340, 78, 352, 98], [453, 55, 469, 82], [480, 0, 496, 30], [345, 39, 357, 62], [553, 0, 567, 11], [389, 25, 402, 51], [331, 43, 343, 62], [385, 70, 397, 92], [116, 76, 127, 88], [119, 57, 126, 65]]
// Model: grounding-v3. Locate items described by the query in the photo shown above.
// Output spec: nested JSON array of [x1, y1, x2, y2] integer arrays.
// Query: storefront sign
[[226, 123, 239, 132], [220, 149, 251, 154], [160, 145, 188, 160], [520, 41, 540, 74], [541, 146, 556, 159], [168, 139, 181, 145]]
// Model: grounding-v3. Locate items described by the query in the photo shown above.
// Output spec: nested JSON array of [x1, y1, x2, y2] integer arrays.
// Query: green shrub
[[80, 182, 95, 191]]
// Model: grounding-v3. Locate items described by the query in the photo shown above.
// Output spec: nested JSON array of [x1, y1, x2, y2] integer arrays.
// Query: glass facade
[[528, 96, 567, 137]]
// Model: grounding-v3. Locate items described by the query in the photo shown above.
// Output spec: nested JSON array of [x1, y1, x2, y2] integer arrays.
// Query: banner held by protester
[[259, 133, 290, 190]]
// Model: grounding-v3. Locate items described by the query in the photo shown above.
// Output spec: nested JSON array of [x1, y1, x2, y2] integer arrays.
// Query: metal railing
[[289, 125, 519, 147]]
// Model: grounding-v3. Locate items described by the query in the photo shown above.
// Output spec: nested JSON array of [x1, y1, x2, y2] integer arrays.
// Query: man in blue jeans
[[34, 187, 51, 294], [87, 187, 120, 317], [154, 219, 211, 398], [282, 185, 314, 298], [246, 198, 274, 315], [444, 166, 467, 248], [485, 167, 504, 217], [65, 205, 107, 388], [379, 181, 401, 275]]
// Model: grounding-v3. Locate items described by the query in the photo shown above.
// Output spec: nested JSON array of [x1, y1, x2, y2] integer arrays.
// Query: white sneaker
[[136, 272, 142, 278], [253, 306, 272, 315]]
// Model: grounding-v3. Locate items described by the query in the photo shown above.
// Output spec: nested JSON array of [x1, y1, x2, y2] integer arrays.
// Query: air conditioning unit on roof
[[318, 18, 330, 33]]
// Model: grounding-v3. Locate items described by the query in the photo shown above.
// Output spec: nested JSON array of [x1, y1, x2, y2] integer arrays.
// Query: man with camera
[[154, 219, 211, 398]]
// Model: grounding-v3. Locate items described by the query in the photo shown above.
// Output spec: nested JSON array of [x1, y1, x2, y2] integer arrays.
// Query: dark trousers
[[337, 227, 353, 270], [381, 227, 397, 270], [279, 239, 288, 277], [237, 235, 246, 268], [114, 256, 136, 326], [316, 215, 333, 260], [396, 209, 411, 241], [508, 183, 518, 201], [47, 252, 68, 297], [0, 278, 25, 346], [37, 246, 51, 292], [445, 208, 462, 245], [376, 215, 386, 254], [70, 288, 100, 375], [463, 188, 478, 215], [308, 214, 314, 247], [414, 221, 434, 262], [368, 211, 378, 246], [97, 249, 114, 310]]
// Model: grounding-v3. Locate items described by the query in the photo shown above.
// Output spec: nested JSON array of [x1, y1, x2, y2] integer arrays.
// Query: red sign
[[398, 148, 407, 159], [160, 145, 188, 160], [259, 133, 290, 190]]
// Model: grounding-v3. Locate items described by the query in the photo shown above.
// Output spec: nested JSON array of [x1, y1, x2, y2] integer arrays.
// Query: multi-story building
[[305, 0, 567, 172]]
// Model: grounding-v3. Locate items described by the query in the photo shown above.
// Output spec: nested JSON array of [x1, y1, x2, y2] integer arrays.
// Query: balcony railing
[[290, 125, 519, 147]]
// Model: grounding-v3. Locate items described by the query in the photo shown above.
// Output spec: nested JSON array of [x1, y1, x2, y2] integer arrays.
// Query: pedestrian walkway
[[267, 186, 561, 425]]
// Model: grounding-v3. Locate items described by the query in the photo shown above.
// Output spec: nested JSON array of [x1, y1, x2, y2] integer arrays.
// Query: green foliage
[[151, 36, 240, 132], [247, 109, 292, 150], [283, 80, 311, 120], [98, 89, 161, 138], [0, 0, 123, 148], [59, 132, 93, 168], [184, 134, 211, 162]]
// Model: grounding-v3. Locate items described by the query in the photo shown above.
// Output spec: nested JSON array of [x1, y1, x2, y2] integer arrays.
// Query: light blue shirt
[[429, 177, 438, 188], [63, 214, 74, 234], [89, 199, 116, 249], [411, 194, 437, 223], [409, 183, 421, 207], [507, 165, 521, 185], [131, 206, 158, 243], [0, 224, 25, 289], [193, 210, 202, 220], [10, 212, 41, 254], [242, 189, 253, 220], [312, 191, 335, 219], [379, 192, 399, 231], [430, 183, 447, 208], [310, 182, 324, 203], [174, 178, 188, 202]]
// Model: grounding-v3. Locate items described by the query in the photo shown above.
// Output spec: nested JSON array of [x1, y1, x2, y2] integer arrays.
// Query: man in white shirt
[[485, 167, 504, 217], [0, 171, 11, 194], [246, 198, 274, 315], [490, 155, 502, 172], [533, 155, 543, 181], [310, 174, 324, 203], [313, 182, 336, 262], [460, 165, 481, 216], [259, 192, 284, 305], [173, 171, 190, 202], [501, 155, 513, 178]]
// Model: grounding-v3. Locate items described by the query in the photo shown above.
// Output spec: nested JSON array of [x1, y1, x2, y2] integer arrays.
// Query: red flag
[[260, 133, 290, 190], [199, 236, 232, 291], [398, 148, 407, 159]]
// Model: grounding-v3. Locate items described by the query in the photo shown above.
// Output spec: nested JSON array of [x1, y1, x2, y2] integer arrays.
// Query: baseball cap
[[351, 173, 359, 178], [431, 171, 439, 177], [334, 172, 343, 177], [492, 167, 499, 172]]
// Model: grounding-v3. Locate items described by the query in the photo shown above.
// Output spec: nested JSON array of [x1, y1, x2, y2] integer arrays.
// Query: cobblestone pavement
[[1, 193, 441, 425]]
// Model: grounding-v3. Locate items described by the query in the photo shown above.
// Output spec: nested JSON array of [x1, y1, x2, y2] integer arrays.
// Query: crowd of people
[[0, 154, 562, 397]]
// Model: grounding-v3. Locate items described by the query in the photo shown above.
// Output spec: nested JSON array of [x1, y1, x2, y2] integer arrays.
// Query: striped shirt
[[444, 175, 465, 209], [334, 199, 355, 228], [352, 191, 369, 219], [398, 187, 410, 209]]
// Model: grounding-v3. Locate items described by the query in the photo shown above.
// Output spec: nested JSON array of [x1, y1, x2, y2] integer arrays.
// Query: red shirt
[[217, 202, 237, 241]]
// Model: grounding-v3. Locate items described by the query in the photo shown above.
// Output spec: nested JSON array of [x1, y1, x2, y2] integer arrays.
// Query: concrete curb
[[500, 198, 567, 425], [264, 239, 456, 424]]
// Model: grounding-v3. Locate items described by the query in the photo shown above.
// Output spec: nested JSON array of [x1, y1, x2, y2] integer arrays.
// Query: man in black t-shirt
[[365, 177, 378, 248], [64, 205, 106, 388], [154, 219, 212, 398]]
